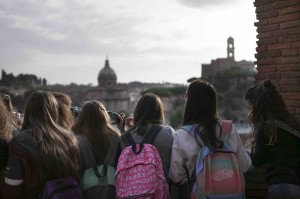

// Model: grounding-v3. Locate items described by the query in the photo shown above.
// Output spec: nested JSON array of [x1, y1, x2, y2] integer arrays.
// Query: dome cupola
[[98, 58, 117, 87]]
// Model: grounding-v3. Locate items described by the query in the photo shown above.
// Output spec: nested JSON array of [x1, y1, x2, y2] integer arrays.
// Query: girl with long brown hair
[[121, 93, 175, 183], [169, 79, 251, 198], [4, 91, 80, 198], [245, 79, 300, 198], [72, 100, 120, 168]]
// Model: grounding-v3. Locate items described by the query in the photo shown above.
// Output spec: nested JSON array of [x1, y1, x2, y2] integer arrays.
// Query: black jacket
[[251, 122, 300, 186]]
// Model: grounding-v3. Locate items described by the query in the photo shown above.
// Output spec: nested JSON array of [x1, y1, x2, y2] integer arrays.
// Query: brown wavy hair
[[126, 93, 164, 135], [22, 91, 79, 182], [0, 97, 12, 141], [72, 100, 119, 164], [52, 92, 74, 131], [1, 93, 20, 130], [245, 79, 300, 145]]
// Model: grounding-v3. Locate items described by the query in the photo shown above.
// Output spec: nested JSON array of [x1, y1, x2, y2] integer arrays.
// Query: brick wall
[[245, 1, 300, 198], [254, 0, 300, 118]]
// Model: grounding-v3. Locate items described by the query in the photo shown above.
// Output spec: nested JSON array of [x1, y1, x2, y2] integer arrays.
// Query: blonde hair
[[0, 98, 12, 141]]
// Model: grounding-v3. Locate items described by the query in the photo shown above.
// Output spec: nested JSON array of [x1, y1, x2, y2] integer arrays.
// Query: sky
[[0, 0, 257, 86]]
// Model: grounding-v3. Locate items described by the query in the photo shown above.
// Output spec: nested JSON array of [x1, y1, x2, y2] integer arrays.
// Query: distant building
[[201, 37, 255, 79], [82, 58, 130, 113]]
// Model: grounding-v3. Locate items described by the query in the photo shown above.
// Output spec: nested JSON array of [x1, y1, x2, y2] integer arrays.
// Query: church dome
[[98, 58, 117, 87]]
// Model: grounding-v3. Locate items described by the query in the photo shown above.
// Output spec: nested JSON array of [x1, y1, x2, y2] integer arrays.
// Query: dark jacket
[[3, 130, 42, 199], [3, 130, 80, 199], [251, 122, 300, 186]]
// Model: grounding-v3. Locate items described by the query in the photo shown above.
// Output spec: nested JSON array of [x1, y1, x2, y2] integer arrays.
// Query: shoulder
[[8, 130, 37, 159], [160, 125, 175, 135], [176, 124, 197, 135], [174, 125, 196, 144], [76, 134, 88, 147]]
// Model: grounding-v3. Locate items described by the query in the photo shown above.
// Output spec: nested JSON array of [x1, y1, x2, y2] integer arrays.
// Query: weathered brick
[[257, 38, 277, 45], [254, 0, 300, 114], [254, 72, 267, 80], [267, 72, 281, 79], [285, 100, 300, 106], [289, 27, 300, 34], [254, 19, 268, 27], [292, 41, 300, 48], [282, 49, 298, 56], [281, 92, 300, 100], [257, 58, 273, 65], [274, 56, 300, 64], [277, 36, 288, 43], [281, 72, 300, 78], [296, 108, 300, 114], [288, 107, 296, 114], [257, 10, 279, 20], [258, 24, 280, 33], [254, 0, 277, 7], [273, 29, 289, 37], [267, 43, 291, 51], [268, 12, 300, 24], [280, 85, 300, 92], [293, 64, 300, 71], [280, 19, 300, 29], [256, 45, 267, 52], [288, 34, 300, 42], [277, 64, 294, 71], [273, 1, 300, 10], [256, 4, 273, 13], [257, 31, 272, 39], [269, 50, 282, 57], [255, 50, 281, 58], [257, 65, 277, 72], [279, 5, 300, 15]]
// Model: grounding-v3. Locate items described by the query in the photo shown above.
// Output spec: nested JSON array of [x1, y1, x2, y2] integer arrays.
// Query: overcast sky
[[0, 0, 256, 86]]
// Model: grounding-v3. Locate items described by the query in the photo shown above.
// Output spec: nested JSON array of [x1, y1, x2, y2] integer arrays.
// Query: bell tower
[[227, 37, 235, 60]]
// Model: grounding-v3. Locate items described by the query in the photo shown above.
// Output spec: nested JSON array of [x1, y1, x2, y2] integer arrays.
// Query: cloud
[[178, 0, 241, 8], [0, 0, 256, 85], [0, 0, 147, 58]]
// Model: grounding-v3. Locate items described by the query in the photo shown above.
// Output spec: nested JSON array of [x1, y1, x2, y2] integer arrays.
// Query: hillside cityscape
[[0, 37, 256, 131]]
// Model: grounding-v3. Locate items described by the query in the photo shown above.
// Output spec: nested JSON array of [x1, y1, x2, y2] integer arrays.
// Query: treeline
[[0, 70, 47, 88], [142, 66, 256, 127]]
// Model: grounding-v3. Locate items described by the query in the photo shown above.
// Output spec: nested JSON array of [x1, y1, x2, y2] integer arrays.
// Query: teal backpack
[[79, 135, 119, 199]]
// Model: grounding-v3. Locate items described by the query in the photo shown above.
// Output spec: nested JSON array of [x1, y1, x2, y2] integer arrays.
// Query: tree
[[204, 66, 256, 122]]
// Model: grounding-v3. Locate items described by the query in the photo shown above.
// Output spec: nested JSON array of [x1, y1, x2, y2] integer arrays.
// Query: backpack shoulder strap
[[142, 125, 163, 144], [221, 120, 233, 143], [120, 125, 163, 154], [180, 124, 196, 133], [121, 131, 135, 147], [181, 124, 204, 147], [104, 135, 119, 166], [77, 135, 97, 169], [78, 135, 118, 178]]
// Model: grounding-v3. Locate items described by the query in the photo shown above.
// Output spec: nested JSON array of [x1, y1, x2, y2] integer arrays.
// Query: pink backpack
[[115, 125, 170, 199]]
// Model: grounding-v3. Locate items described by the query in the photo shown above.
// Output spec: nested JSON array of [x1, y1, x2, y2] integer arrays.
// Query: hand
[[125, 117, 134, 129], [117, 113, 126, 133], [247, 110, 253, 122]]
